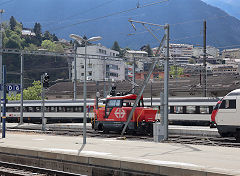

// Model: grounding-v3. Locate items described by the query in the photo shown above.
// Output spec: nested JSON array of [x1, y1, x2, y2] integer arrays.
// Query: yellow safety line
[[136, 109, 144, 127]]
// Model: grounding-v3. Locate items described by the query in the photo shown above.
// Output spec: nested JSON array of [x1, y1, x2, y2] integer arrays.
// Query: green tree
[[120, 47, 130, 57], [52, 34, 58, 41], [112, 41, 121, 53], [9, 16, 17, 31], [145, 44, 153, 57], [140, 44, 152, 57], [7, 81, 42, 100], [43, 31, 52, 41], [188, 58, 196, 64], [33, 22, 42, 45], [5, 33, 23, 49], [41, 40, 64, 52], [170, 66, 184, 78], [24, 43, 38, 51]]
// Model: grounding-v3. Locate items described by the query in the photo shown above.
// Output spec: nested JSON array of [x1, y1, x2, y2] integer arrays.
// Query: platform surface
[[0, 128, 239, 175], [5, 123, 220, 137]]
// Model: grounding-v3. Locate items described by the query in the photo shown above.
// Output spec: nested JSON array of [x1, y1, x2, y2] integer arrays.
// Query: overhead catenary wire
[[44, 0, 117, 29], [48, 0, 169, 31]]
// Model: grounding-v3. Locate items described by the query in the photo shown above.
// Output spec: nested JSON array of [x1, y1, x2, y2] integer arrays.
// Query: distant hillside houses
[[21, 28, 36, 36], [69, 40, 240, 84]]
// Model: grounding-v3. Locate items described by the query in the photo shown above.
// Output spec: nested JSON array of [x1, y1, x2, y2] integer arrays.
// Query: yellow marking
[[136, 110, 144, 127], [2, 116, 6, 119]]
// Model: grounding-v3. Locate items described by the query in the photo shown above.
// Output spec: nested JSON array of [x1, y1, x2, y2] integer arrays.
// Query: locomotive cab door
[[105, 99, 121, 118]]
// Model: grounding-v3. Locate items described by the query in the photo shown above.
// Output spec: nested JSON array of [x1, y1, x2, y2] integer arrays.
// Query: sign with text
[[7, 84, 21, 92]]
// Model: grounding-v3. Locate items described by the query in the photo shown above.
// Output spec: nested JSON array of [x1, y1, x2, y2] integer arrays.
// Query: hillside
[[2, 0, 240, 49]]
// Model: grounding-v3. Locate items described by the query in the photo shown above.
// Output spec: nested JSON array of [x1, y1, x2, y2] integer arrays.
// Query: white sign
[[114, 108, 126, 119]]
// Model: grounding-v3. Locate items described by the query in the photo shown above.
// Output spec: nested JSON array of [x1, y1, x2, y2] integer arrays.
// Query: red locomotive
[[92, 93, 157, 135]]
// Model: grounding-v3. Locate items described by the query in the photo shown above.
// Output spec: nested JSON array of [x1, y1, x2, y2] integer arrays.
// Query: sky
[[201, 0, 240, 19]]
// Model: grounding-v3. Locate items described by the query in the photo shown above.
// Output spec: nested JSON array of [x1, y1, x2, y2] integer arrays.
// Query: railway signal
[[43, 73, 50, 88]]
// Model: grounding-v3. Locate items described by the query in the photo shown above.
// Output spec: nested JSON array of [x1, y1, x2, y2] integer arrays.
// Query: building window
[[81, 65, 84, 68], [88, 63, 92, 68], [81, 73, 84, 76], [88, 71, 92, 76]]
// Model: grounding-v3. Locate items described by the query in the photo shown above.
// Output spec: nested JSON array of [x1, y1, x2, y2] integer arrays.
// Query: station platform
[[0, 124, 237, 176], [5, 122, 220, 137]]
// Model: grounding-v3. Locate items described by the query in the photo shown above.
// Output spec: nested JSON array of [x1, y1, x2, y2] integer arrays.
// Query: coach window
[[23, 107, 27, 112], [36, 106, 41, 112], [200, 106, 209, 114], [28, 107, 35, 112], [183, 106, 187, 114], [175, 106, 183, 114], [195, 106, 200, 114], [170, 106, 174, 114], [186, 106, 195, 114], [209, 106, 213, 114]]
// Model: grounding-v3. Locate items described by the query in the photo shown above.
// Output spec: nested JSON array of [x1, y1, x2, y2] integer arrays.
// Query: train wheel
[[235, 129, 240, 142], [102, 126, 109, 134]]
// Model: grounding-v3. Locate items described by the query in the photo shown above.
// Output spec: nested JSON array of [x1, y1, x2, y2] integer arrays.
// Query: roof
[[106, 94, 143, 100], [126, 50, 148, 54]]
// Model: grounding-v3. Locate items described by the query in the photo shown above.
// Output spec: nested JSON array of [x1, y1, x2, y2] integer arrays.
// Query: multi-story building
[[124, 50, 148, 80], [169, 43, 193, 64], [153, 43, 193, 64], [124, 50, 148, 59], [222, 48, 240, 59], [192, 46, 220, 58], [72, 44, 125, 82]]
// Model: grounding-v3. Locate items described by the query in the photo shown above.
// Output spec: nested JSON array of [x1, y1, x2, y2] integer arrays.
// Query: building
[[124, 50, 148, 59], [210, 64, 239, 75], [192, 46, 219, 58], [222, 48, 240, 59], [73, 44, 125, 82], [153, 43, 194, 64], [21, 29, 36, 36], [124, 50, 148, 80], [169, 43, 193, 64]]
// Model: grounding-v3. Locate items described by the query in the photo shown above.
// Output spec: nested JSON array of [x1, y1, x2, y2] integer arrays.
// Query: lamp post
[[69, 34, 102, 144], [0, 10, 4, 125]]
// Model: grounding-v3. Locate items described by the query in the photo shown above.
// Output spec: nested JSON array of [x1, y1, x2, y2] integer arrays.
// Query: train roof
[[5, 97, 220, 107], [6, 99, 95, 107], [106, 94, 143, 100], [226, 88, 240, 96]]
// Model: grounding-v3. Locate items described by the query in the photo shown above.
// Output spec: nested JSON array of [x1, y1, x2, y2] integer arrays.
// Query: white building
[[153, 43, 193, 64], [72, 44, 125, 82], [169, 43, 193, 64], [222, 48, 240, 59], [192, 46, 219, 58]]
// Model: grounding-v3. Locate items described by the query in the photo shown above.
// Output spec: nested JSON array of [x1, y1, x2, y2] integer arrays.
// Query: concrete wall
[[0, 146, 231, 176]]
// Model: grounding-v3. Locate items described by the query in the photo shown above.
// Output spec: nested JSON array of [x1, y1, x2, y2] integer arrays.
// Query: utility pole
[[2, 65, 6, 138], [73, 43, 77, 100], [132, 57, 136, 94], [20, 52, 24, 124], [0, 10, 4, 124], [203, 20, 207, 97], [163, 24, 170, 140], [122, 20, 168, 138]]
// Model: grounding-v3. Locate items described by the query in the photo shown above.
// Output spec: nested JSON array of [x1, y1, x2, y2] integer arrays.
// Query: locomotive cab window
[[106, 99, 121, 107], [220, 99, 236, 109]]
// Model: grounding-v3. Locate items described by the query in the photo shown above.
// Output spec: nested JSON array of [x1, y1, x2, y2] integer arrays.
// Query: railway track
[[0, 161, 83, 176], [6, 127, 240, 148]]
